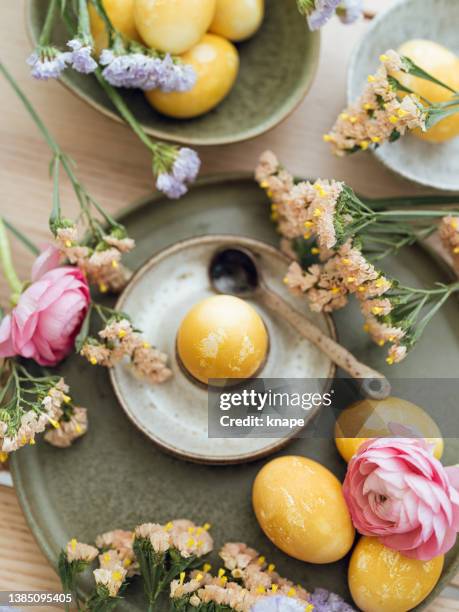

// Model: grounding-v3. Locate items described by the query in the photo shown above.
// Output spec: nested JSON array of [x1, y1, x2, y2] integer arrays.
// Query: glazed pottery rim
[[25, 0, 321, 146], [347, 0, 459, 191], [109, 233, 337, 465]]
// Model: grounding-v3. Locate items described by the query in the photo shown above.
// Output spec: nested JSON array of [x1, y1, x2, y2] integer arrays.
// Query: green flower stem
[[39, 0, 59, 46], [367, 195, 459, 210], [377, 209, 458, 219], [94, 70, 177, 173], [77, 0, 92, 40], [0, 61, 119, 233], [0, 218, 23, 301], [2, 219, 39, 255]]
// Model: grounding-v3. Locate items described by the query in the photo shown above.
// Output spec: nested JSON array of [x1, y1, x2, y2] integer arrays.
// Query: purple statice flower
[[100, 50, 150, 88], [156, 173, 188, 199], [307, 0, 341, 29], [156, 147, 201, 199], [99, 49, 196, 92], [155, 54, 197, 93], [337, 0, 363, 23], [172, 148, 201, 183], [26, 48, 70, 80], [251, 595, 307, 612], [67, 39, 97, 74], [308, 588, 356, 611]]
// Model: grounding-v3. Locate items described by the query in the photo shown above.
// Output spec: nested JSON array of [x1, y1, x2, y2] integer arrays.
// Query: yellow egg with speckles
[[176, 295, 268, 385], [209, 0, 264, 42], [334, 396, 444, 463], [89, 0, 141, 55], [395, 40, 459, 143], [146, 34, 239, 119], [349, 536, 444, 612], [134, 0, 216, 55], [252, 456, 355, 564]]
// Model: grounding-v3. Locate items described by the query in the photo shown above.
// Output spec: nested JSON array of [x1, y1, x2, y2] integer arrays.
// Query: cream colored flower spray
[[325, 50, 459, 154], [0, 63, 171, 464], [256, 151, 459, 365]]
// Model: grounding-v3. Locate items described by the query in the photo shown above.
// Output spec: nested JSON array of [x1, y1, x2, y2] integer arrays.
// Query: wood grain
[[0, 1, 458, 609]]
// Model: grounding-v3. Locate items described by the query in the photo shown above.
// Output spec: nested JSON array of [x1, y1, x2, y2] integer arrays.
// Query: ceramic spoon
[[209, 247, 391, 400]]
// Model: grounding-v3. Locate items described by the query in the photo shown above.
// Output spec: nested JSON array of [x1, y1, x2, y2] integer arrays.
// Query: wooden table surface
[[0, 1, 458, 609]]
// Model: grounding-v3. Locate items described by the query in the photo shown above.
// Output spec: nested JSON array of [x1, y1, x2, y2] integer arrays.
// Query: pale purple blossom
[[67, 39, 97, 74], [100, 49, 196, 92], [308, 589, 356, 611], [307, 0, 341, 29], [251, 595, 306, 612], [172, 148, 201, 183], [156, 173, 188, 199], [156, 54, 197, 92], [27, 48, 69, 80], [337, 0, 363, 23], [155, 147, 201, 199]]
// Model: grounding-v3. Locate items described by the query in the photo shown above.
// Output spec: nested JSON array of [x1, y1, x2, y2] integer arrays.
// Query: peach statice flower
[[0, 370, 86, 460], [58, 538, 98, 597], [96, 529, 138, 577], [325, 50, 459, 155], [439, 215, 459, 276], [134, 520, 213, 608], [80, 316, 172, 384], [53, 220, 135, 294]]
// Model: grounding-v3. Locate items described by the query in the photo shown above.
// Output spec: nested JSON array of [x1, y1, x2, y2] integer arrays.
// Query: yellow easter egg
[[334, 396, 444, 463], [209, 0, 264, 42], [134, 0, 216, 55], [396, 39, 459, 143], [145, 34, 239, 118], [89, 0, 141, 55], [349, 536, 444, 612], [176, 295, 268, 385], [252, 456, 355, 564]]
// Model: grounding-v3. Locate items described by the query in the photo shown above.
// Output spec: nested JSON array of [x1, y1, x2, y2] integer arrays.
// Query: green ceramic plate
[[26, 0, 320, 146], [11, 175, 459, 610]]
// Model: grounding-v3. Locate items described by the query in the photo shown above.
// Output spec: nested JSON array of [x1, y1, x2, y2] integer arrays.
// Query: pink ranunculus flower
[[343, 438, 459, 561], [0, 245, 90, 366]]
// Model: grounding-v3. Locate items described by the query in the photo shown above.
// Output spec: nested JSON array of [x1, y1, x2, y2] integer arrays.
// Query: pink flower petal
[[31, 244, 61, 281]]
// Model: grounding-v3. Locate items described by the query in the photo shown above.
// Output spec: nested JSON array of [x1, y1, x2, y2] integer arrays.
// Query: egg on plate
[[134, 0, 217, 55], [89, 0, 141, 55], [349, 536, 444, 612], [253, 456, 355, 564], [334, 396, 444, 463], [176, 294, 268, 384], [210, 0, 264, 42], [146, 34, 239, 118]]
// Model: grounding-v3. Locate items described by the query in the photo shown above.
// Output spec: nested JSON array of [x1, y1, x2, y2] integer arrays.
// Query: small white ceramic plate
[[348, 0, 459, 191], [110, 235, 336, 464]]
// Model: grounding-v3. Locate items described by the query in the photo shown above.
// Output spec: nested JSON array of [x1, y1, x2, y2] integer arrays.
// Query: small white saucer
[[348, 0, 459, 191], [110, 235, 335, 464]]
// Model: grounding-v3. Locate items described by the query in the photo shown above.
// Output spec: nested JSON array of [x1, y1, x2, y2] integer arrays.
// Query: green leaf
[[401, 55, 458, 94], [75, 304, 93, 352], [2, 219, 40, 255]]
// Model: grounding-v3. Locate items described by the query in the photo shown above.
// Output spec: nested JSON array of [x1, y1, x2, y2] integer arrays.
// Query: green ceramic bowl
[[11, 175, 459, 611], [26, 0, 320, 146]]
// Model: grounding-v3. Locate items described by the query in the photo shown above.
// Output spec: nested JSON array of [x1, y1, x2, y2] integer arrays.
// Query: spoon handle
[[259, 286, 391, 400]]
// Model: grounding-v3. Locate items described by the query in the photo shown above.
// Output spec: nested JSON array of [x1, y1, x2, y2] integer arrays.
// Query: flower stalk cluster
[[58, 526, 355, 612], [170, 541, 354, 611], [133, 520, 213, 610], [21, 0, 200, 198], [325, 50, 459, 154], [0, 364, 87, 463], [79, 312, 172, 384], [255, 151, 459, 364]]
